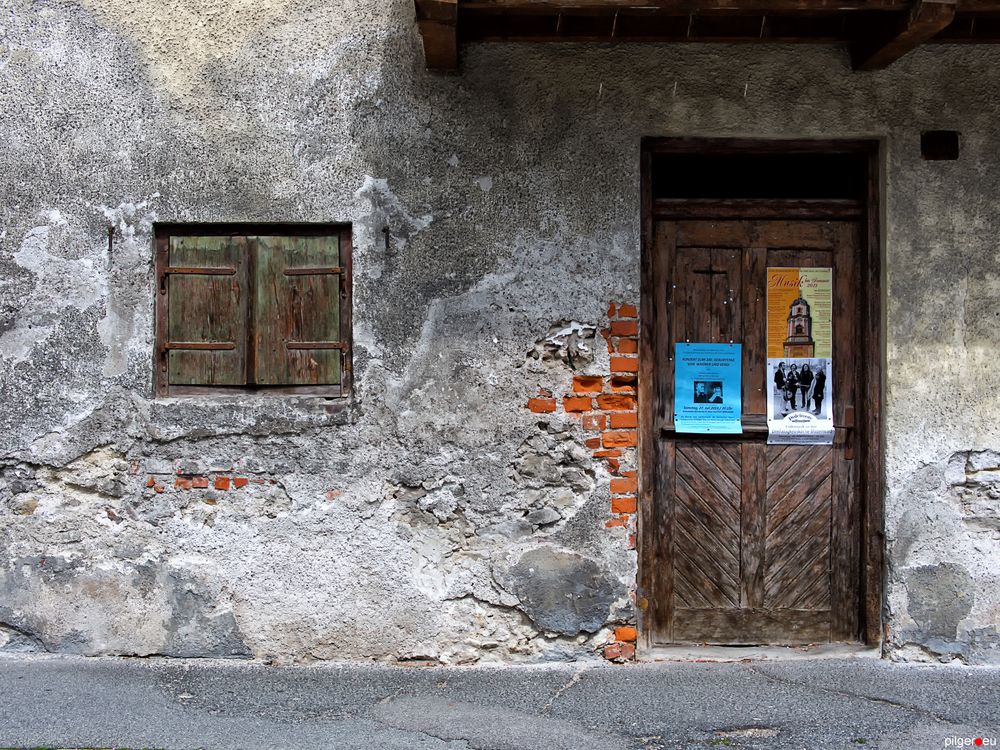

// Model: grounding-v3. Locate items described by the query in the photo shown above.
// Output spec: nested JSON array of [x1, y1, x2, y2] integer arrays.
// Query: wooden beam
[[460, 0, 994, 10], [416, 0, 459, 71], [463, 0, 905, 10], [851, 0, 957, 69]]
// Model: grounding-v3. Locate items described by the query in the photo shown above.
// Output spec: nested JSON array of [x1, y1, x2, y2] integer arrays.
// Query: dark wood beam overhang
[[414, 0, 1000, 71], [416, 0, 458, 70], [852, 0, 957, 69]]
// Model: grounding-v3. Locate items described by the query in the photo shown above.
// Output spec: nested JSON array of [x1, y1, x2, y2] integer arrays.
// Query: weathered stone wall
[[1, 0, 999, 663]]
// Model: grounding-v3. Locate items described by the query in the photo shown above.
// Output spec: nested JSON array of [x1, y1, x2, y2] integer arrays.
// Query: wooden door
[[643, 220, 862, 645]]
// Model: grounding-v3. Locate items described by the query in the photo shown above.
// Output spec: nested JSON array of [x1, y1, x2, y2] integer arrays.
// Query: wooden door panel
[[673, 443, 742, 609], [830, 222, 862, 639], [764, 446, 833, 610], [648, 219, 863, 646], [741, 248, 768, 416], [671, 608, 832, 645], [676, 221, 845, 249], [674, 248, 742, 347]]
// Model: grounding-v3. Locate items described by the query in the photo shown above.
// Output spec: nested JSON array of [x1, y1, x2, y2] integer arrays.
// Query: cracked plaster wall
[[1, 0, 1000, 663]]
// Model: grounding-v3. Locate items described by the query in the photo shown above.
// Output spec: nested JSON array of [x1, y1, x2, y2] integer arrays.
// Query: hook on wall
[[107, 224, 116, 270]]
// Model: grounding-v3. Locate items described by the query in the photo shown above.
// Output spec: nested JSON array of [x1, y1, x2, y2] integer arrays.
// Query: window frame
[[153, 223, 353, 399]]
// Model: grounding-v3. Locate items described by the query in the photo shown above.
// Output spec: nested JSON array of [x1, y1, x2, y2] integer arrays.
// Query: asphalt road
[[0, 655, 998, 750]]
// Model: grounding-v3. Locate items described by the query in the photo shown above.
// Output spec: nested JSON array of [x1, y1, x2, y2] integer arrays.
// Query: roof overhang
[[415, 0, 1000, 71]]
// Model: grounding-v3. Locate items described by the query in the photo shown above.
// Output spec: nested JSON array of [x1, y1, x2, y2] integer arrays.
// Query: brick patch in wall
[[527, 397, 557, 413], [525, 301, 642, 662], [146, 470, 274, 494]]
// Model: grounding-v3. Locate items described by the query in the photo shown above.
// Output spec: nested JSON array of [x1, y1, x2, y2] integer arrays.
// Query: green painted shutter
[[252, 235, 342, 386], [164, 236, 249, 386]]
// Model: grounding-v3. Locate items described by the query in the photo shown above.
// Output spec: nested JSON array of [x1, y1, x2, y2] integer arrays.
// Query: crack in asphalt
[[542, 664, 591, 715], [368, 712, 473, 749], [743, 663, 962, 727]]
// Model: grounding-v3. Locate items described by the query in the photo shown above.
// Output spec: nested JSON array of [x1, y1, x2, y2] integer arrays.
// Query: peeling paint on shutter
[[164, 236, 249, 386], [252, 235, 342, 386]]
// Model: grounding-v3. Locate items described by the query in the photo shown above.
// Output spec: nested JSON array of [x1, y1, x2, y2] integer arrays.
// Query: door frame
[[637, 137, 884, 650]]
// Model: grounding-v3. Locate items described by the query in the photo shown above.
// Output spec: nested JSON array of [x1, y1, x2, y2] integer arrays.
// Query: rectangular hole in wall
[[921, 131, 960, 161]]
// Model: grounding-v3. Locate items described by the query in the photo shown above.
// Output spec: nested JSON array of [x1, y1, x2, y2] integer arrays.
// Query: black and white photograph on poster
[[766, 358, 834, 444], [693, 381, 725, 404]]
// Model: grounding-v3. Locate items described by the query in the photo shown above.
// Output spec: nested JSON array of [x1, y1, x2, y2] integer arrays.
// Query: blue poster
[[674, 343, 743, 434]]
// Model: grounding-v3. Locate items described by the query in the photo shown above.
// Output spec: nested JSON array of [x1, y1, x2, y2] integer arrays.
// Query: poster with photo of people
[[766, 268, 835, 445], [766, 359, 834, 444]]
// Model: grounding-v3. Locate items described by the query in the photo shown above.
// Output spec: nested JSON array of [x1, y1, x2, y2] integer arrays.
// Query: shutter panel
[[163, 236, 249, 386], [252, 235, 342, 386]]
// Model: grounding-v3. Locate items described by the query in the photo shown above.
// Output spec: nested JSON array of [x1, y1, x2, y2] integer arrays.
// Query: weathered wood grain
[[253, 235, 342, 386], [741, 442, 767, 609], [165, 236, 248, 387], [670, 608, 832, 645], [648, 218, 863, 645]]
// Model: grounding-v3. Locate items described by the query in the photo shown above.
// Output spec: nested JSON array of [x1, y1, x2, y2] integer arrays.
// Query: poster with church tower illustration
[[765, 268, 834, 445]]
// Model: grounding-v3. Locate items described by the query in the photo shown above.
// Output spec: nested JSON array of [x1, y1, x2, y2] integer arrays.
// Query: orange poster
[[766, 267, 834, 445], [766, 268, 832, 359]]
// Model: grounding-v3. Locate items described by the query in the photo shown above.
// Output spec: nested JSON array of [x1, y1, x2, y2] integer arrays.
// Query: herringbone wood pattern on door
[[764, 445, 834, 610], [673, 443, 742, 609]]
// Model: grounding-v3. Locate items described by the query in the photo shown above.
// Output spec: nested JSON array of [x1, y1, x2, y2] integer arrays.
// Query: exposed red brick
[[597, 394, 636, 411], [585, 437, 601, 449], [610, 320, 638, 337], [537, 387, 553, 397], [153, 483, 165, 494], [605, 515, 628, 528], [622, 470, 636, 478], [615, 626, 638, 642], [174, 478, 192, 490], [233, 477, 249, 489], [610, 412, 638, 429], [620, 643, 636, 660], [611, 496, 637, 514], [607, 303, 617, 318], [572, 375, 604, 393], [192, 477, 209, 490], [527, 397, 557, 413], [593, 449, 623, 459], [618, 303, 638, 318], [603, 642, 622, 660], [214, 476, 231, 491], [627, 533, 636, 550], [582, 413, 606, 432], [617, 338, 638, 354], [610, 477, 638, 495], [603, 430, 638, 448], [610, 356, 638, 373], [563, 396, 593, 412], [606, 458, 620, 474], [145, 477, 155, 488], [610, 375, 637, 393]]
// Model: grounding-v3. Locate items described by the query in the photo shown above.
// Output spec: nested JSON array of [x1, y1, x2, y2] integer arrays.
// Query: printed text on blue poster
[[674, 343, 743, 434]]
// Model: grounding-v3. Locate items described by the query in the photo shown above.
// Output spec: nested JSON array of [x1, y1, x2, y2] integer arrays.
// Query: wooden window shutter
[[252, 235, 344, 386], [158, 236, 250, 387]]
